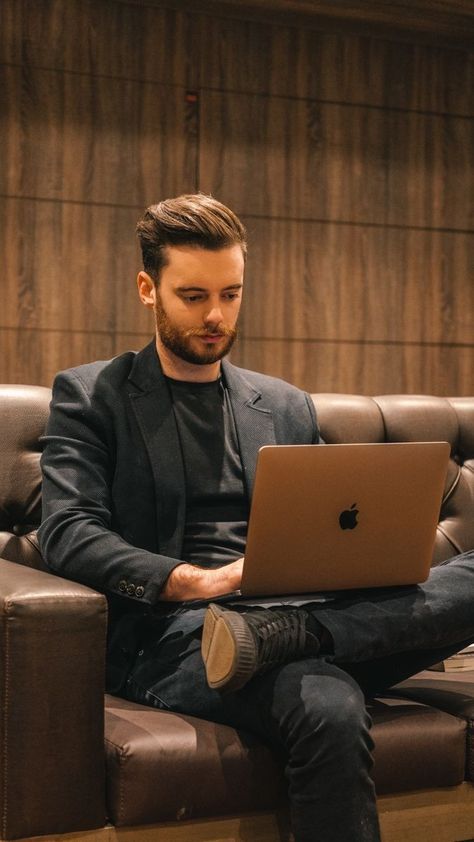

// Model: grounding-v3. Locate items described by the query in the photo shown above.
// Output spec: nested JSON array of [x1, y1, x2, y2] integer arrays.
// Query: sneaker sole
[[201, 604, 258, 692]]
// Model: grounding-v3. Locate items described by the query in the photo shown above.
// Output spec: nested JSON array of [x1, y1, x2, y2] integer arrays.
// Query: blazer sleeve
[[38, 370, 183, 607], [304, 392, 325, 445]]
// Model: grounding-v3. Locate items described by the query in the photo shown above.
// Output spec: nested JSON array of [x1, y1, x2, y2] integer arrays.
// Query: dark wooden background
[[1, 0, 473, 394]]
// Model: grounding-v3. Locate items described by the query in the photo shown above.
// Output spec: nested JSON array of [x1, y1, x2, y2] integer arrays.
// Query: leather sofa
[[1, 384, 474, 842]]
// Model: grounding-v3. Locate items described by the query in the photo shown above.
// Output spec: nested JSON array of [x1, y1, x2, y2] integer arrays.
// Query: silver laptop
[[239, 442, 450, 597]]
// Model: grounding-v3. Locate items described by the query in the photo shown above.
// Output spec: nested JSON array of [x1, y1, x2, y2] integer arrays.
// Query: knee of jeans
[[271, 661, 370, 754]]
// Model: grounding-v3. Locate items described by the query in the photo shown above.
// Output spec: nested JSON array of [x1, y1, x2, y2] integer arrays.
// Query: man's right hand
[[160, 557, 244, 601]]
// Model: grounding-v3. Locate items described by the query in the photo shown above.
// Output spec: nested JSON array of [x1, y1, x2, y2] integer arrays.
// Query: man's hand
[[160, 557, 244, 601]]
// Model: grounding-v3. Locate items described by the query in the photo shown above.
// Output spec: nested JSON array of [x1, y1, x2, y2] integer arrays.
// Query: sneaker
[[201, 603, 320, 692]]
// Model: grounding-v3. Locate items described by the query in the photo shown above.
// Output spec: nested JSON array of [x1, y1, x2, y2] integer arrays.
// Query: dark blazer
[[39, 341, 321, 690]]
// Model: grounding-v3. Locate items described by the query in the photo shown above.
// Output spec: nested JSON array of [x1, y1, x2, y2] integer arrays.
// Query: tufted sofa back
[[312, 394, 474, 565], [0, 385, 472, 571], [0, 384, 51, 569]]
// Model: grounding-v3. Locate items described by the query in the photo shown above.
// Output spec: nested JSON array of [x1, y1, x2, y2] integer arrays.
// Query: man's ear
[[137, 271, 156, 309]]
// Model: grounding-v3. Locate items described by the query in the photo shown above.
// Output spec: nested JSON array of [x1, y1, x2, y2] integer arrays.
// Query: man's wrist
[[160, 563, 204, 601], [160, 559, 242, 601]]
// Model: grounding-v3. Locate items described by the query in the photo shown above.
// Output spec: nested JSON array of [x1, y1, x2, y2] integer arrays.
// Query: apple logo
[[339, 503, 359, 530]]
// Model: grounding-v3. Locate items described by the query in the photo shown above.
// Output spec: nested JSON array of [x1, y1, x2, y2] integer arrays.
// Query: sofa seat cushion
[[104, 694, 286, 826], [393, 669, 474, 779], [104, 692, 466, 827], [368, 696, 466, 794]]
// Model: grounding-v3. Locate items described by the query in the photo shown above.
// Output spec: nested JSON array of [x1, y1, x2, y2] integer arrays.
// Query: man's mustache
[[184, 326, 237, 338]]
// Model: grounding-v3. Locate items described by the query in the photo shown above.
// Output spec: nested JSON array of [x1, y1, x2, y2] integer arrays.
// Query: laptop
[[238, 441, 450, 598]]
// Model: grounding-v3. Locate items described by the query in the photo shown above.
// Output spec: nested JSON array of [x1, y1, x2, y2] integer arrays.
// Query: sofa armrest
[[0, 558, 107, 840]]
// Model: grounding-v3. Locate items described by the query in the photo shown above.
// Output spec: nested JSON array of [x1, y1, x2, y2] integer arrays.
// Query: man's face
[[139, 245, 244, 368]]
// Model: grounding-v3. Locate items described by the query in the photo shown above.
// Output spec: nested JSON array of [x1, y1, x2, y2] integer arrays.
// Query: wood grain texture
[[238, 218, 474, 344], [0, 198, 149, 335], [0, 65, 197, 205], [1, 1, 473, 394], [230, 337, 474, 396], [0, 0, 191, 86], [117, 0, 474, 49], [0, 327, 114, 387], [200, 90, 474, 229], [191, 16, 474, 115], [3, 1, 473, 116], [114, 333, 154, 358], [0, 0, 20, 64]]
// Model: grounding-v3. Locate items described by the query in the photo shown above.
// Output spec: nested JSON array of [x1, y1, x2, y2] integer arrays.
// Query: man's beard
[[154, 294, 237, 366]]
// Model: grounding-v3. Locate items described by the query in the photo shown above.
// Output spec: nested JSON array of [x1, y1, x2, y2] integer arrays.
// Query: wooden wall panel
[[239, 218, 474, 345], [191, 16, 474, 115], [231, 338, 474, 396], [118, 0, 474, 49], [0, 0, 190, 86], [115, 331, 155, 358], [1, 66, 197, 205], [200, 90, 473, 229], [0, 198, 149, 336], [114, 326, 474, 397], [0, 327, 115, 387], [0, 0, 472, 395], [0, 0, 20, 64]]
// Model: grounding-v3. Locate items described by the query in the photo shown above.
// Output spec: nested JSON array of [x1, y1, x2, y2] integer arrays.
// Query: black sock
[[304, 612, 334, 655]]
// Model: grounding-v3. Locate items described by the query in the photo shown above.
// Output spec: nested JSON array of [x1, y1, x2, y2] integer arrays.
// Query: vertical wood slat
[[0, 0, 192, 86], [190, 15, 474, 115], [0, 327, 115, 387], [0, 65, 198, 206], [240, 218, 474, 345], [231, 338, 474, 396], [0, 198, 148, 335], [199, 90, 474, 229]]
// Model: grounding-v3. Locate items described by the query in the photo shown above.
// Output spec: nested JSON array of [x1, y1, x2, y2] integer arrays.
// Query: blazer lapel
[[222, 360, 276, 499], [127, 342, 185, 560]]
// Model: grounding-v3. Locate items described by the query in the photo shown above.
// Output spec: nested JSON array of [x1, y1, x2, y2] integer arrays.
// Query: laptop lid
[[240, 442, 450, 597]]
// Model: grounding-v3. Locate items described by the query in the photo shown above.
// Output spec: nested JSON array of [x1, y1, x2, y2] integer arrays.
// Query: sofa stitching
[[24, 533, 41, 553], [104, 737, 126, 824], [436, 523, 462, 556], [441, 463, 461, 505], [1, 604, 12, 840], [468, 722, 474, 781], [370, 397, 388, 441]]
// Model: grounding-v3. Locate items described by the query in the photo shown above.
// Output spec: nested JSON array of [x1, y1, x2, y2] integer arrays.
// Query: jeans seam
[[128, 677, 172, 710]]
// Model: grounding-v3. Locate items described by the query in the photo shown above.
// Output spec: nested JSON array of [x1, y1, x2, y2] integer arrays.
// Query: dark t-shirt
[[166, 376, 249, 566]]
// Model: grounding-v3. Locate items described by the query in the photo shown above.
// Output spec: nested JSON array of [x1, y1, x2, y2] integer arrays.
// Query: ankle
[[304, 612, 333, 655]]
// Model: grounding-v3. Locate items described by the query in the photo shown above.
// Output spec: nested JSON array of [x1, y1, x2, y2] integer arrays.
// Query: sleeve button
[[127, 584, 136, 596], [118, 580, 127, 592], [135, 585, 145, 598]]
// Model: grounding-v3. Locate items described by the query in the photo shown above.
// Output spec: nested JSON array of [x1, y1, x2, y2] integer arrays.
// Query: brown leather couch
[[1, 384, 474, 842]]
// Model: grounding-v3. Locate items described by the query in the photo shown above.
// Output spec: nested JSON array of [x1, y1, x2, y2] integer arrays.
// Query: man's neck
[[155, 336, 222, 382]]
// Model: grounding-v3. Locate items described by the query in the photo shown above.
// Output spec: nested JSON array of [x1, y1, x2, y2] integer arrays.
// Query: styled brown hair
[[136, 193, 247, 282]]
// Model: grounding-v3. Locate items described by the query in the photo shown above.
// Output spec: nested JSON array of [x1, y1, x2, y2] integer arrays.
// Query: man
[[39, 193, 474, 842]]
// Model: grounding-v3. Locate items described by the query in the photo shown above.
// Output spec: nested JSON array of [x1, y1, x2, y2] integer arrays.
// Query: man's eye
[[223, 293, 240, 301], [184, 295, 204, 303]]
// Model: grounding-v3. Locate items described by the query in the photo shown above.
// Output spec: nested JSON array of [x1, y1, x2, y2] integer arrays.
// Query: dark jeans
[[123, 551, 474, 842]]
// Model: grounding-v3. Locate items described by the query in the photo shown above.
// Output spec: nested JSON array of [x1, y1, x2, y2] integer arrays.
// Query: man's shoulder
[[55, 350, 138, 391], [225, 361, 309, 400], [225, 361, 318, 440]]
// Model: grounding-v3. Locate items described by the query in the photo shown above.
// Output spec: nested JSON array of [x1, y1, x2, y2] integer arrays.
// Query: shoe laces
[[245, 609, 308, 670]]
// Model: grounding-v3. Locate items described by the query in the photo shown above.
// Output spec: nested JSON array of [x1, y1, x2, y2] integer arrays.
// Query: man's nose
[[204, 305, 224, 327]]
